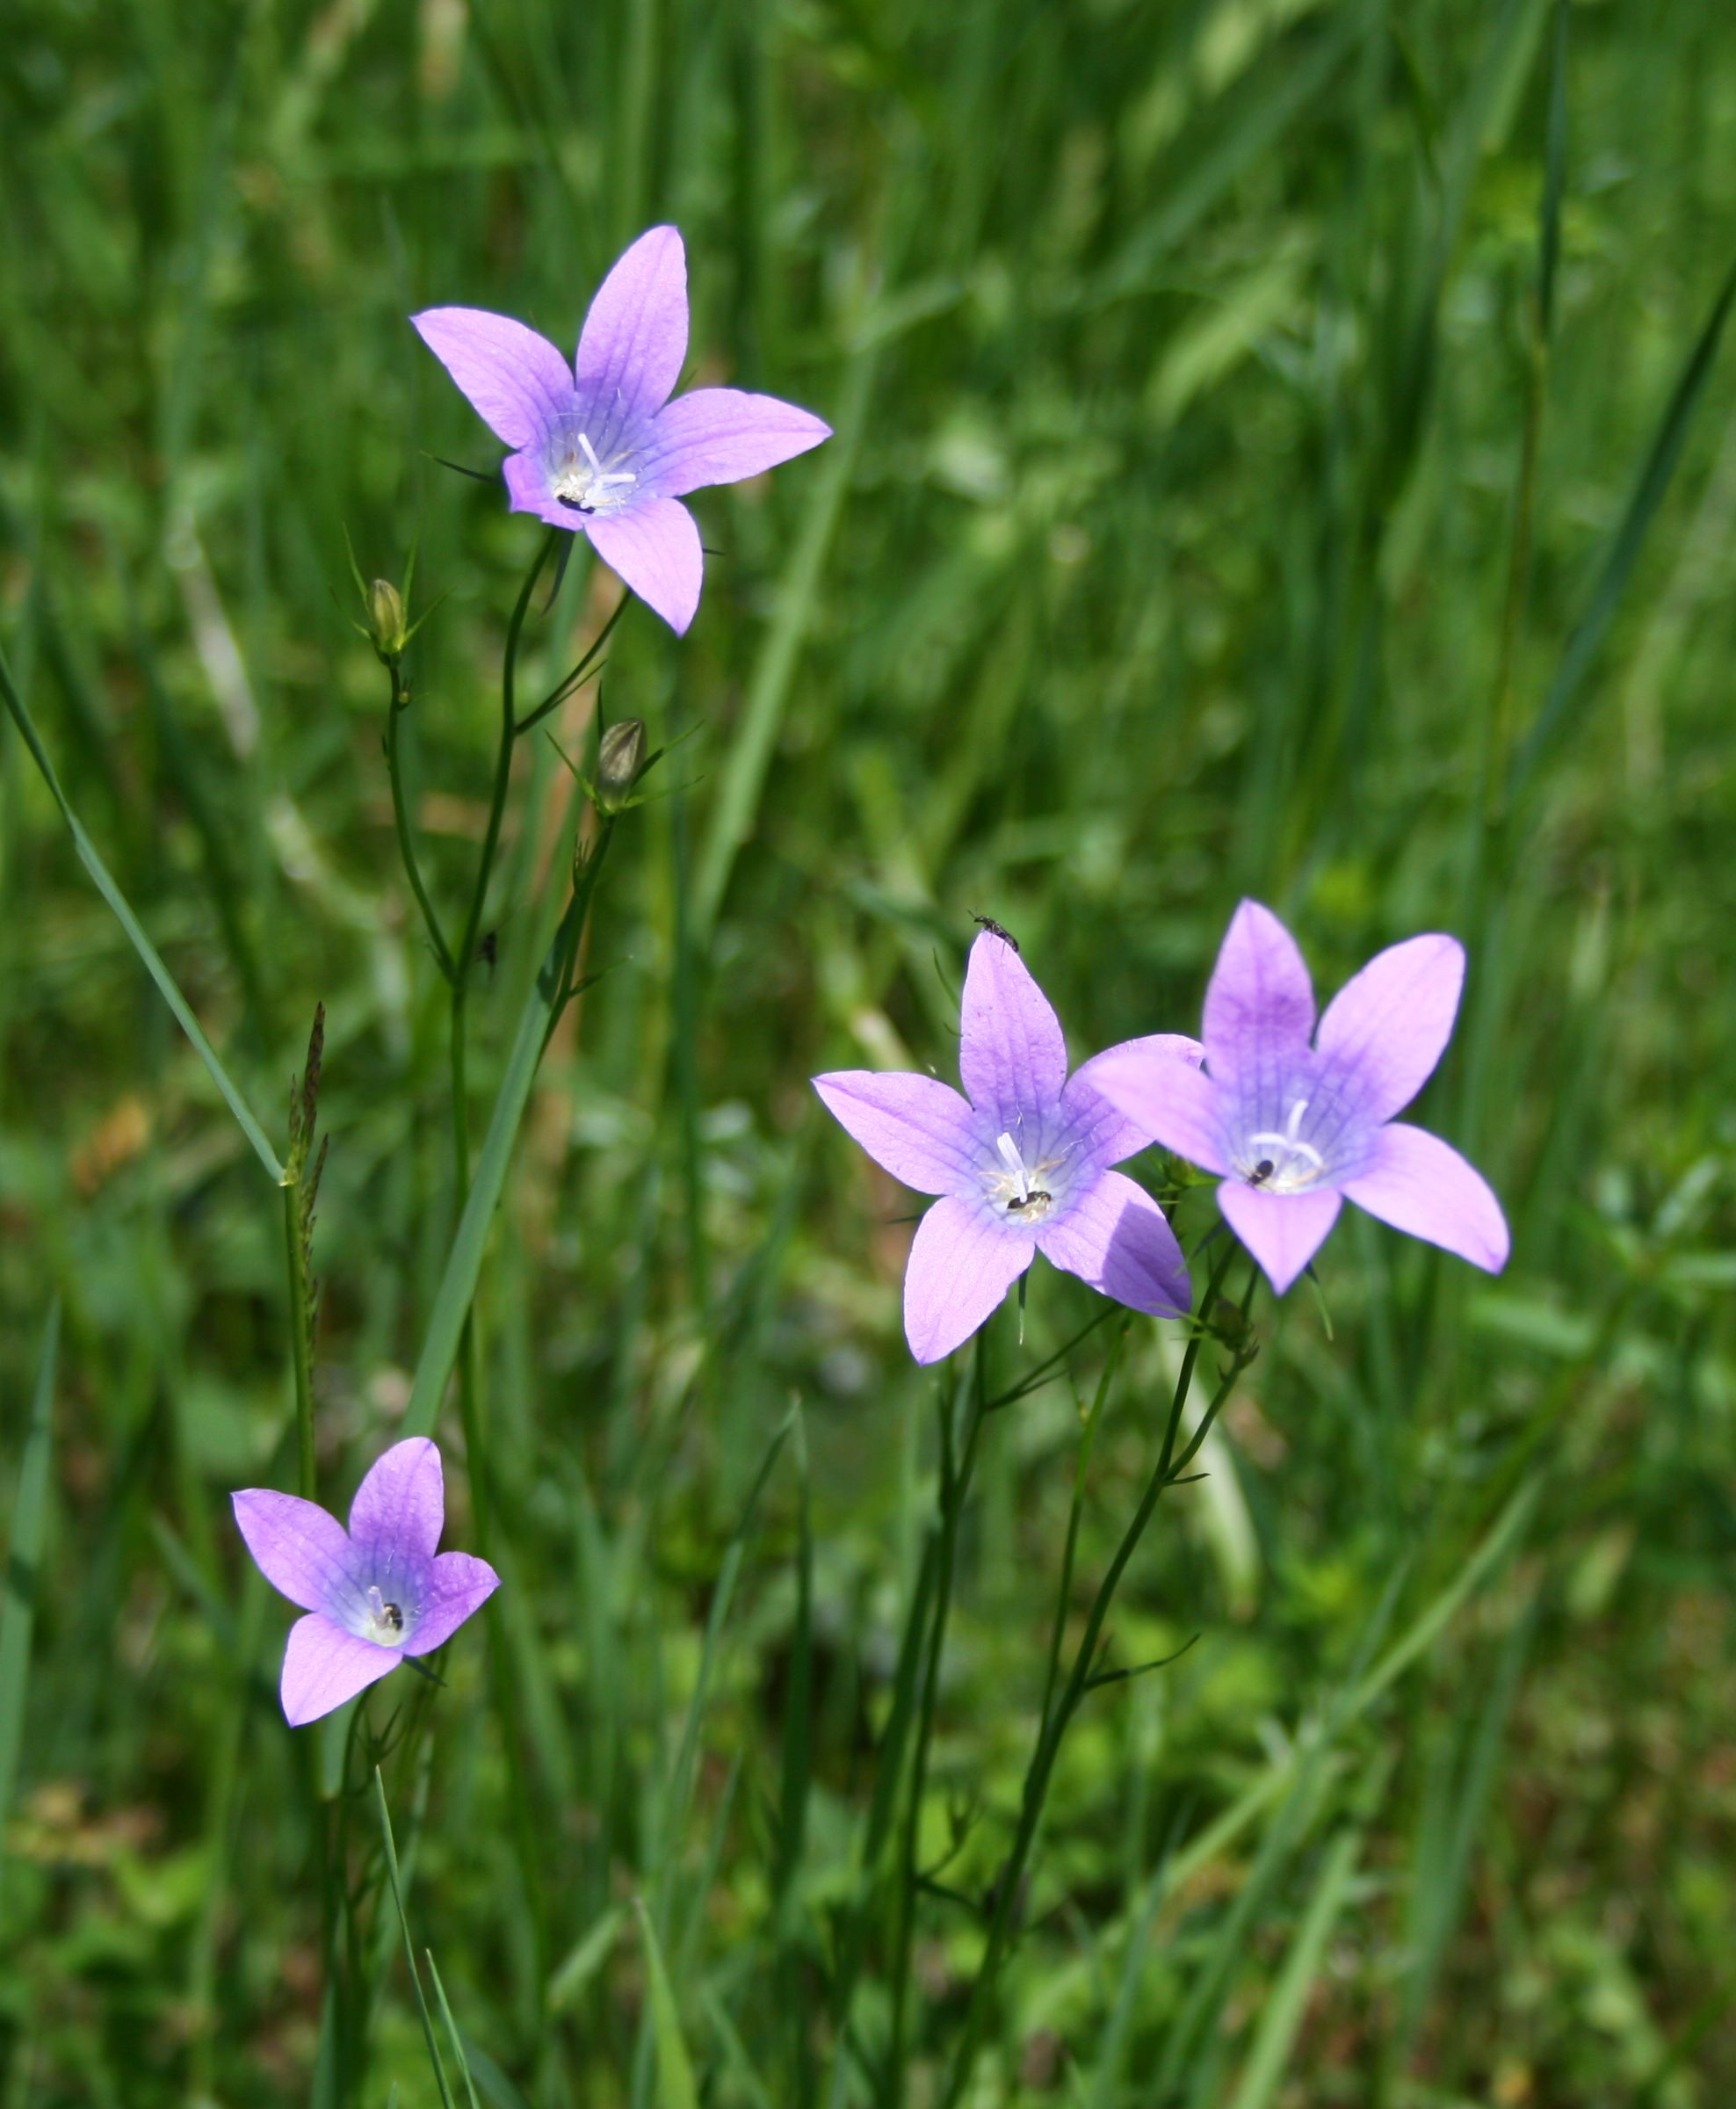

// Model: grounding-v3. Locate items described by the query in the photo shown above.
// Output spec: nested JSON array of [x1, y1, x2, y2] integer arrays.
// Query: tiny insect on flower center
[[1237, 1097, 1325, 1193], [550, 431, 638, 517], [987, 1127, 1065, 1224], [363, 1584, 407, 1646]]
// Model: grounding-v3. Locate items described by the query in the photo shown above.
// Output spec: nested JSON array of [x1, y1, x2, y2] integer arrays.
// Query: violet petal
[[1081, 1046, 1229, 1174], [638, 388, 832, 498], [232, 1489, 358, 1615], [1064, 1033, 1206, 1169], [1314, 933, 1465, 1125], [958, 931, 1068, 1134], [1203, 900, 1316, 1076], [574, 224, 688, 432], [584, 496, 704, 634], [1342, 1121, 1509, 1272], [1035, 1170, 1190, 1318], [812, 1071, 979, 1196], [348, 1437, 445, 1567], [1219, 1181, 1342, 1295], [902, 1195, 1034, 1365], [401, 1551, 502, 1656], [280, 1612, 401, 1727], [410, 308, 574, 452]]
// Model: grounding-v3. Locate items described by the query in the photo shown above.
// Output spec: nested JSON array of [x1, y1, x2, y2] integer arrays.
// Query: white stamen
[[551, 431, 639, 514], [1285, 1098, 1309, 1140], [995, 1130, 1032, 1204]]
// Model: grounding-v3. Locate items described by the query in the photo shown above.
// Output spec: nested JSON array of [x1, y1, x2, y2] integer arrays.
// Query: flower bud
[[595, 718, 647, 811], [366, 579, 409, 663]]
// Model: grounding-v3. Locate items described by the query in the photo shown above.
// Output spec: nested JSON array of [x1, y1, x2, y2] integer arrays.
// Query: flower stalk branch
[[941, 1241, 1257, 2109], [282, 1004, 329, 1501]]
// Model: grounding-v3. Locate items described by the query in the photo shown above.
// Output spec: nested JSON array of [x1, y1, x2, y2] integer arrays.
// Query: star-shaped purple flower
[[232, 1438, 499, 1727], [1087, 900, 1510, 1296], [411, 225, 831, 635], [813, 931, 1196, 1365]]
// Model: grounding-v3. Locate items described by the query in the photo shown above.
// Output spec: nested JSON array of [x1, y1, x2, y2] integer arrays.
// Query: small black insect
[[1006, 1189, 1052, 1214], [479, 930, 499, 973], [555, 493, 594, 515], [380, 1601, 404, 1633], [1247, 1159, 1276, 1187], [972, 912, 1019, 953]]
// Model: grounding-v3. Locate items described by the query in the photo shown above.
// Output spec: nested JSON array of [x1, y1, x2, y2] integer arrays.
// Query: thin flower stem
[[384, 667, 456, 984], [940, 1243, 1255, 2109], [448, 528, 556, 1546], [887, 1337, 987, 2103], [283, 1181, 318, 1500], [1035, 1326, 1129, 1743], [513, 590, 627, 737], [456, 528, 556, 987]]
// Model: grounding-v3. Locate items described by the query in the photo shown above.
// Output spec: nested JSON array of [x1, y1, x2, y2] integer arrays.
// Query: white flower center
[[550, 431, 638, 517], [362, 1584, 407, 1647], [1236, 1097, 1326, 1193], [987, 1127, 1065, 1224]]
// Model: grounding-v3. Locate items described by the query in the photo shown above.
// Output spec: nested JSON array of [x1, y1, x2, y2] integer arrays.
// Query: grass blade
[[633, 1896, 700, 2109], [373, 1767, 458, 2109], [0, 1301, 60, 1850], [691, 342, 876, 941], [1222, 1821, 1365, 2109], [0, 643, 284, 1184], [425, 1948, 483, 2109], [548, 1903, 628, 2014], [1509, 246, 1736, 801], [402, 826, 598, 1439]]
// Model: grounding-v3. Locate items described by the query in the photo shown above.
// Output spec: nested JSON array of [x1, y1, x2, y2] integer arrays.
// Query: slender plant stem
[[940, 1243, 1254, 2109], [457, 530, 556, 987], [514, 590, 628, 737], [284, 1180, 318, 1500], [888, 1338, 987, 2101], [447, 529, 556, 1544], [385, 669, 455, 984]]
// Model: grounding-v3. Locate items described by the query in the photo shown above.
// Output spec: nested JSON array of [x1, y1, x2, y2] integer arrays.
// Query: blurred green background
[[4, 0, 1736, 2100]]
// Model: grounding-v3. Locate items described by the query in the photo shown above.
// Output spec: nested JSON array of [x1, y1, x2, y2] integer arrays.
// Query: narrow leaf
[[1510, 246, 1736, 799], [0, 644, 284, 1184], [0, 1302, 60, 1846], [633, 1898, 700, 2109]]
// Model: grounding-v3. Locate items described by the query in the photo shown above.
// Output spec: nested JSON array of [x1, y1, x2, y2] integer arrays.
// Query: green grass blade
[[633, 1896, 700, 2109], [1509, 246, 1736, 801], [548, 1903, 627, 2013], [372, 1768, 458, 2109], [0, 1300, 60, 1851], [402, 838, 590, 1439], [1222, 1823, 1364, 2109], [425, 1949, 483, 2109], [774, 1404, 814, 1919], [654, 1410, 792, 1895], [690, 343, 877, 941], [0, 643, 284, 1184]]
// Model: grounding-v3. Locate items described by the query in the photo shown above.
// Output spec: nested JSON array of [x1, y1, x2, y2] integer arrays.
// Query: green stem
[[457, 530, 555, 987], [513, 591, 628, 738], [446, 530, 555, 1545], [284, 1178, 317, 1500], [940, 1244, 1253, 2109], [385, 669, 455, 984], [887, 1340, 987, 2101]]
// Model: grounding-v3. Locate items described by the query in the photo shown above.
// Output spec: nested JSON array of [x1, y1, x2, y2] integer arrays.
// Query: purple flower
[[1087, 901, 1510, 1296], [411, 225, 830, 635], [813, 931, 1196, 1365], [232, 1439, 499, 1727]]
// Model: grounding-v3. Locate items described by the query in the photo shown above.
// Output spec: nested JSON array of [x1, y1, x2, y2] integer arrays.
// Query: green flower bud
[[366, 579, 409, 664], [596, 719, 647, 811]]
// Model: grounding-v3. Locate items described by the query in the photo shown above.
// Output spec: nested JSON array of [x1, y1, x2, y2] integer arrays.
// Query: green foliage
[[3, 0, 1736, 2103]]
